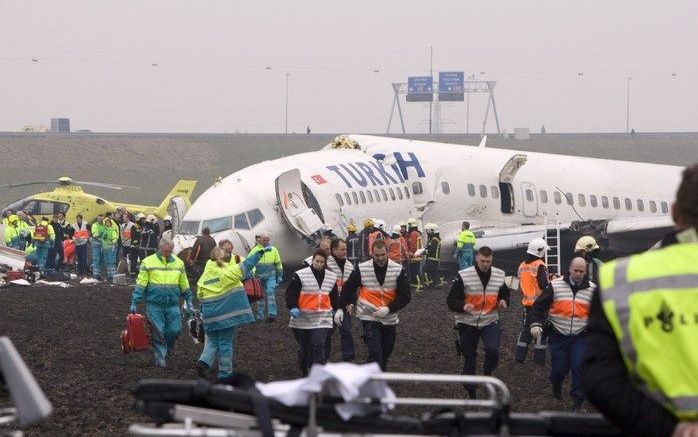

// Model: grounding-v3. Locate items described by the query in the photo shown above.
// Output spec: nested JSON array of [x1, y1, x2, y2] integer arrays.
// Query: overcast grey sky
[[1, 1, 697, 133]]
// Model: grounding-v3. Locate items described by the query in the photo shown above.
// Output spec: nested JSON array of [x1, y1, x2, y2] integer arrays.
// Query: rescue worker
[[387, 225, 409, 266], [368, 219, 388, 257], [163, 215, 173, 233], [286, 250, 339, 376], [33, 217, 55, 272], [530, 257, 594, 410], [188, 226, 217, 285], [45, 214, 65, 272], [399, 221, 408, 239], [456, 221, 477, 270], [248, 231, 283, 322], [72, 214, 90, 276], [345, 223, 361, 269], [582, 163, 698, 436], [128, 213, 145, 275], [196, 240, 267, 380], [130, 237, 193, 368], [325, 238, 355, 362], [15, 212, 32, 250], [3, 215, 23, 250], [1, 209, 13, 226], [302, 237, 331, 267], [423, 223, 442, 288], [90, 214, 105, 279], [515, 237, 550, 364], [573, 235, 603, 284], [358, 218, 374, 262], [336, 239, 411, 370], [102, 216, 120, 281], [406, 218, 422, 290], [120, 214, 135, 273], [141, 214, 160, 258], [447, 246, 510, 399]]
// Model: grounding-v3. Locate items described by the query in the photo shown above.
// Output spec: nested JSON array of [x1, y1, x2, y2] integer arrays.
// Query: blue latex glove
[[264, 245, 273, 252], [289, 308, 300, 319], [129, 305, 137, 314]]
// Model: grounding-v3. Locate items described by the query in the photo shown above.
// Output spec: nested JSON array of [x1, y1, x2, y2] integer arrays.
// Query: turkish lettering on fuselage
[[325, 152, 425, 189]]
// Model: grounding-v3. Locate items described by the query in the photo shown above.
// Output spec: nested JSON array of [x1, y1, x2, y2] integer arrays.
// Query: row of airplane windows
[[523, 189, 670, 213], [335, 185, 411, 207]]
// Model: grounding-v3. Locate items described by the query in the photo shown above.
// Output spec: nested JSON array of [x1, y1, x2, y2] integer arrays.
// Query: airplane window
[[381, 189, 388, 201], [335, 193, 344, 206], [590, 195, 598, 208], [441, 182, 450, 194], [404, 186, 411, 199], [480, 185, 488, 198], [389, 188, 396, 201], [203, 216, 233, 233], [491, 186, 499, 199], [344, 192, 351, 205], [525, 189, 534, 202], [613, 197, 620, 209], [247, 209, 264, 227], [602, 196, 609, 208], [637, 199, 644, 212], [467, 184, 475, 197], [359, 191, 366, 204], [234, 213, 250, 230], [412, 182, 423, 195], [578, 194, 586, 207], [554, 192, 562, 205], [374, 189, 381, 203], [650, 200, 657, 213], [624, 198, 632, 210], [367, 190, 374, 203], [396, 187, 403, 200], [540, 190, 548, 203], [661, 201, 668, 213], [352, 192, 359, 204], [565, 192, 574, 206], [178, 220, 200, 235]]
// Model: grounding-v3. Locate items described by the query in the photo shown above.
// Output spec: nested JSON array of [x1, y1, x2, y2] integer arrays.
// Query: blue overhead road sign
[[438, 71, 464, 101], [406, 76, 433, 102]]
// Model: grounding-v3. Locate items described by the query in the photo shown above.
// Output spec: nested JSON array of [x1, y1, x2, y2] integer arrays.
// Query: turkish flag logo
[[311, 174, 327, 185]]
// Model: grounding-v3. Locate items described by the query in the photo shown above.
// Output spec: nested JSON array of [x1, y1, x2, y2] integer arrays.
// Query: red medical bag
[[121, 313, 150, 353], [244, 278, 264, 303]]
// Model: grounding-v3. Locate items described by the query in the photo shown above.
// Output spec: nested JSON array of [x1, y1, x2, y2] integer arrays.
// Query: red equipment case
[[244, 278, 264, 303], [121, 313, 150, 353]]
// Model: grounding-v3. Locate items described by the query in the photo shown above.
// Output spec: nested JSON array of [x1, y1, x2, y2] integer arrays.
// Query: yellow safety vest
[[600, 238, 698, 420]]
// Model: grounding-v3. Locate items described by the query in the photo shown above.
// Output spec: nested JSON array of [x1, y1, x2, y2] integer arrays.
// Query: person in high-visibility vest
[[582, 164, 698, 437], [515, 237, 550, 365], [456, 221, 477, 270], [248, 231, 283, 322], [422, 223, 442, 288], [33, 217, 55, 272], [345, 223, 361, 269], [286, 249, 338, 376], [72, 214, 91, 276], [325, 238, 355, 362], [406, 218, 422, 290]]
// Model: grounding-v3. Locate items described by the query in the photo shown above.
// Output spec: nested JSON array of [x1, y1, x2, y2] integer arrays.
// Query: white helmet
[[575, 235, 600, 252], [407, 218, 418, 227], [424, 223, 439, 233], [135, 213, 146, 220], [164, 215, 172, 221], [374, 219, 385, 230], [527, 237, 548, 257], [391, 224, 402, 234]]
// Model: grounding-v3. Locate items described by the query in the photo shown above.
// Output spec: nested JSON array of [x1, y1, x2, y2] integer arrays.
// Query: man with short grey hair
[[247, 231, 283, 321]]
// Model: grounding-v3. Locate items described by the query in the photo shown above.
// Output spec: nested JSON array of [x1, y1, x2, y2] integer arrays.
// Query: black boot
[[196, 360, 210, 379]]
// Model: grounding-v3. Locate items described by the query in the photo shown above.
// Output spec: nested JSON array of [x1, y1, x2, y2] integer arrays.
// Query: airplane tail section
[[155, 180, 197, 218]]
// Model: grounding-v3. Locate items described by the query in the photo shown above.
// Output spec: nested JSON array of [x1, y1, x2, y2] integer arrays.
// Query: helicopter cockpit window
[[18, 200, 68, 216], [178, 221, 200, 235], [202, 216, 232, 234]]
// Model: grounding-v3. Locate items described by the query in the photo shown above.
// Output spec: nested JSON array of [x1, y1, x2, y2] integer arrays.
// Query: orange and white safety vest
[[356, 259, 402, 325], [326, 256, 353, 295], [455, 266, 506, 328], [288, 267, 337, 330], [547, 278, 595, 336], [518, 259, 546, 307]]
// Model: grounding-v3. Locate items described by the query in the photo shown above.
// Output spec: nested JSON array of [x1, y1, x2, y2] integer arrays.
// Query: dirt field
[[0, 278, 579, 436]]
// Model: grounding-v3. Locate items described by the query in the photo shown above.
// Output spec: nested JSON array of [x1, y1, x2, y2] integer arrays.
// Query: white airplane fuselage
[[174, 135, 683, 271]]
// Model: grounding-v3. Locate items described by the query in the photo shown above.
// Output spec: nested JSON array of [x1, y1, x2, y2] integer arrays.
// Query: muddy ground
[[1, 281, 579, 436]]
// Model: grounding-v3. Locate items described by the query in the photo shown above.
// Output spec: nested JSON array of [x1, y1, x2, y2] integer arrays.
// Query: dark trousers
[[423, 259, 439, 286], [548, 330, 588, 403], [75, 244, 89, 275], [515, 306, 548, 364], [45, 240, 64, 271], [361, 320, 396, 371], [325, 312, 355, 361], [128, 247, 140, 274], [408, 260, 421, 286], [292, 328, 330, 377], [459, 322, 502, 377]]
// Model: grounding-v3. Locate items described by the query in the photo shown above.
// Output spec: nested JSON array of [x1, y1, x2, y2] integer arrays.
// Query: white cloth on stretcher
[[255, 362, 396, 420]]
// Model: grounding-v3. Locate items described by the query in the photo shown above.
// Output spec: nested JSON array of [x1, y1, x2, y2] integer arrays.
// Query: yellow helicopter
[[0, 177, 197, 225]]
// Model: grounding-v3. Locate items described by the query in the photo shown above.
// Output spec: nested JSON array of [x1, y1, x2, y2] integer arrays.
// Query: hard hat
[[575, 235, 600, 252], [363, 218, 374, 228], [146, 214, 157, 223], [527, 237, 548, 257], [374, 219, 385, 230], [399, 221, 407, 228], [425, 223, 439, 233], [164, 215, 172, 221], [347, 223, 357, 232], [391, 224, 402, 234], [135, 213, 146, 220], [407, 218, 418, 227], [8, 214, 18, 224]]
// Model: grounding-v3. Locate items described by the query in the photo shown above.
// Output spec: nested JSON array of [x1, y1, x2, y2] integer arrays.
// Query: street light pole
[[626, 76, 631, 133], [285, 73, 290, 134]]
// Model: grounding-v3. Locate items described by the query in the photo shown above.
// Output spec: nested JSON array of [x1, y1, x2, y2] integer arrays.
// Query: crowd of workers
[[2, 208, 174, 280]]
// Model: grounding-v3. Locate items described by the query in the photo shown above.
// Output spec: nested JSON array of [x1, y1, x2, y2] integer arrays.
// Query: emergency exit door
[[521, 182, 538, 218]]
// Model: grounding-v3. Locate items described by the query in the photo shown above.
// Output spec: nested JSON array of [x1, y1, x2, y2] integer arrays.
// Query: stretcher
[[128, 372, 622, 437]]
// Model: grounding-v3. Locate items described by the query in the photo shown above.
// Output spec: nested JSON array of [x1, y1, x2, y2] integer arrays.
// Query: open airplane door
[[275, 169, 326, 239], [498, 154, 527, 214], [167, 196, 188, 235]]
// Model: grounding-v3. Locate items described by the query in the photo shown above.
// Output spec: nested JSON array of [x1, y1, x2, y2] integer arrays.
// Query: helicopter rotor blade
[[71, 181, 142, 190], [0, 181, 57, 189]]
